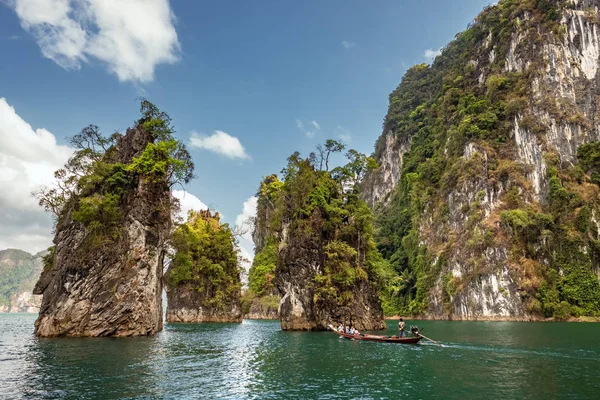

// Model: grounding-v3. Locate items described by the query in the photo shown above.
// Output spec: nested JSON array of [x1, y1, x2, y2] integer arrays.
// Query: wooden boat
[[333, 330, 422, 344]]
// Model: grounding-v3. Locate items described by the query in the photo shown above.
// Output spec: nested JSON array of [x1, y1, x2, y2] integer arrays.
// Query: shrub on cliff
[[33, 100, 194, 250]]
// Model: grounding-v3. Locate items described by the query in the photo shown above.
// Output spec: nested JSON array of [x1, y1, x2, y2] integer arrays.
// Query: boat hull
[[333, 331, 422, 344]]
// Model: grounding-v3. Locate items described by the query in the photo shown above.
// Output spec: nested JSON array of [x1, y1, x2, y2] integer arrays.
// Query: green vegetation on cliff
[[34, 100, 194, 253], [249, 141, 387, 313], [373, 0, 600, 319], [165, 210, 242, 310]]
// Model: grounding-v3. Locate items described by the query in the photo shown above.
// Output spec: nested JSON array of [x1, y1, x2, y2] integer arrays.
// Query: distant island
[[0, 249, 44, 313]]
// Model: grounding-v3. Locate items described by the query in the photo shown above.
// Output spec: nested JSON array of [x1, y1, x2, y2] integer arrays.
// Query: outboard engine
[[410, 326, 421, 336]]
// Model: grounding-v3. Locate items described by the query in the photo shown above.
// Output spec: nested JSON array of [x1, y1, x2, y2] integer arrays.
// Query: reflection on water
[[1, 314, 599, 399]]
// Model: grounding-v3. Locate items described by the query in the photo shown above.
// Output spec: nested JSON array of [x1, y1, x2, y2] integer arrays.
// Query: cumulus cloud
[[341, 40, 355, 49], [11, 0, 180, 82], [189, 130, 250, 160], [171, 189, 209, 222], [311, 120, 320, 130], [234, 196, 257, 270], [424, 48, 441, 62], [296, 119, 304, 130], [0, 98, 72, 253]]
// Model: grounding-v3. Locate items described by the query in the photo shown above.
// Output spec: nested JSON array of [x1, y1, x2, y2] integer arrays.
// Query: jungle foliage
[[165, 210, 242, 310], [33, 100, 194, 250]]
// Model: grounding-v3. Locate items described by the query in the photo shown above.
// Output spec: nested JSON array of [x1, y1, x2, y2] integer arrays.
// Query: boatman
[[398, 318, 406, 337]]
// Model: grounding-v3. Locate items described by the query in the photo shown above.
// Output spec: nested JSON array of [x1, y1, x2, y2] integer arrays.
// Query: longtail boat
[[332, 330, 422, 344]]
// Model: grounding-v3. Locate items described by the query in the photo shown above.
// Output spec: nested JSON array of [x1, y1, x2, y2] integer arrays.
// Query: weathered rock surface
[[244, 295, 279, 320], [276, 221, 386, 331], [33, 126, 170, 337], [166, 284, 242, 323]]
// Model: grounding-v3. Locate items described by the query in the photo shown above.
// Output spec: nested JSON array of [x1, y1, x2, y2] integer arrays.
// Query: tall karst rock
[[34, 102, 193, 336], [254, 155, 386, 331], [365, 0, 600, 320]]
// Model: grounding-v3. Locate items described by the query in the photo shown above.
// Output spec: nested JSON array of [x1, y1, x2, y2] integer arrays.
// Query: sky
[[0, 0, 494, 265]]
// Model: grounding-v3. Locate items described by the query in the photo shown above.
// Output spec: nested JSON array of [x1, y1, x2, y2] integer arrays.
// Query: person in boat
[[349, 326, 355, 335], [337, 324, 344, 332], [398, 318, 406, 337]]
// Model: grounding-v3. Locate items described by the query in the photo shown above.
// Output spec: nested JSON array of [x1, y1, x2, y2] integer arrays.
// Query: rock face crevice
[[34, 126, 170, 337]]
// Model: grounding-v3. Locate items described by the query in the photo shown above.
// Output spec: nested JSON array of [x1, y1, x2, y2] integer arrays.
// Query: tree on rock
[[254, 143, 386, 331]]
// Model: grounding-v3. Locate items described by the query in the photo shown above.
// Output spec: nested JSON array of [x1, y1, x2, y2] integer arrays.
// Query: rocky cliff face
[[34, 126, 171, 336], [166, 285, 242, 323], [244, 296, 279, 320], [368, 0, 600, 320], [0, 249, 43, 313], [277, 225, 385, 330]]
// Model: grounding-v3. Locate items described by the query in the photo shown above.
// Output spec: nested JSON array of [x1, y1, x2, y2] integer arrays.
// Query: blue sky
[[0, 0, 493, 257]]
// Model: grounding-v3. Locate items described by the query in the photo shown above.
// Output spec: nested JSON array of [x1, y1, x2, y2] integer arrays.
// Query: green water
[[1, 314, 599, 399]]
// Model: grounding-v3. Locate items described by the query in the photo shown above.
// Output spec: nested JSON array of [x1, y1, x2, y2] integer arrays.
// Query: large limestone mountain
[[364, 0, 600, 320], [34, 124, 173, 336], [0, 249, 43, 313]]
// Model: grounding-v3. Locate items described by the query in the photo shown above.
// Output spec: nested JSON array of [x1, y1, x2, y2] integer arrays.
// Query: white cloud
[[234, 196, 257, 270], [341, 40, 355, 49], [335, 125, 352, 143], [296, 119, 319, 139], [189, 130, 250, 160], [424, 48, 441, 62], [171, 190, 209, 222], [12, 0, 180, 82], [0, 97, 73, 253]]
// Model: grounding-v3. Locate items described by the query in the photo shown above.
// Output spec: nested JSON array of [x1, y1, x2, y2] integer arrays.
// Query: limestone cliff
[[164, 210, 243, 323], [33, 101, 193, 336], [368, 0, 600, 320]]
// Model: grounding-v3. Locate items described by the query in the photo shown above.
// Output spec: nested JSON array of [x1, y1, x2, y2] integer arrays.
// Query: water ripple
[[1, 315, 600, 399]]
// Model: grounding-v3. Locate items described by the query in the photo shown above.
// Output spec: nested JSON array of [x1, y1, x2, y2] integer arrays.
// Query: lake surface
[[1, 314, 599, 399]]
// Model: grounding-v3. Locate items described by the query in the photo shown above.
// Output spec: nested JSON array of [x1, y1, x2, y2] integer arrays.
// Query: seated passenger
[[349, 327, 355, 335], [337, 324, 344, 332]]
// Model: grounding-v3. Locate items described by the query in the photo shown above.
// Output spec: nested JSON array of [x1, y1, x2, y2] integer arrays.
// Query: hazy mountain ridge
[[0, 248, 43, 313]]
